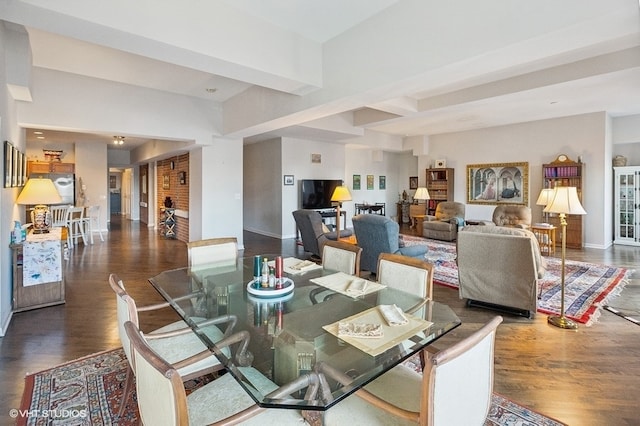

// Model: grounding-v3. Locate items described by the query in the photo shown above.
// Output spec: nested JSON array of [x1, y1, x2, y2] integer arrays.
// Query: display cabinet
[[425, 168, 454, 216], [542, 155, 584, 248], [614, 166, 639, 246]]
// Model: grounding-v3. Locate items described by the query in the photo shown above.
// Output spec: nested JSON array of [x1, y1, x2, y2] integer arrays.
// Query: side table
[[414, 214, 427, 236], [531, 225, 556, 255]]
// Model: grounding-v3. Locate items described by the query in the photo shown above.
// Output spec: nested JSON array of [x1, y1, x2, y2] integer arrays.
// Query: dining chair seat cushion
[[148, 317, 229, 377], [324, 363, 420, 425], [188, 367, 304, 425]]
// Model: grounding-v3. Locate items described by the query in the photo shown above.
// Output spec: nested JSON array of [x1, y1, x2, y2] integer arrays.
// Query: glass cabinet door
[[616, 170, 637, 241]]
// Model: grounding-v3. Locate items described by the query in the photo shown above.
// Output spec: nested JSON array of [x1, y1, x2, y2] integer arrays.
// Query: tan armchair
[[422, 202, 465, 241], [492, 205, 531, 228]]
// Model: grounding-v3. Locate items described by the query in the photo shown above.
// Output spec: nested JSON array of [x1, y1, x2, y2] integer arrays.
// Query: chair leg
[[117, 366, 135, 419]]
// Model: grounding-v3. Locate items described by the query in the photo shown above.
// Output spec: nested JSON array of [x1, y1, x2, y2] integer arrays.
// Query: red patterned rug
[[401, 235, 631, 325], [19, 348, 566, 425]]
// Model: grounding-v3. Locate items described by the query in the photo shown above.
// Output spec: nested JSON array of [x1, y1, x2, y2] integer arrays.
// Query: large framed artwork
[[467, 162, 529, 205]]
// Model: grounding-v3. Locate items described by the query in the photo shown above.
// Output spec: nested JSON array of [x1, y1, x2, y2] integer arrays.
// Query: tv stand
[[315, 209, 346, 226]]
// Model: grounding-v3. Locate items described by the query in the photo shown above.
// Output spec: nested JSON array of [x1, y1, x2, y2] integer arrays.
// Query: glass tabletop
[[149, 255, 461, 410]]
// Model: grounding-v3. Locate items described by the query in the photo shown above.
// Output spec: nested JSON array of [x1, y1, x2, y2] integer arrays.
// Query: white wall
[[418, 112, 610, 248]]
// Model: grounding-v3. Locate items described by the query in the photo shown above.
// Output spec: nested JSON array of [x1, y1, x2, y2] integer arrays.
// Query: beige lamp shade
[[543, 187, 586, 215], [17, 178, 63, 205], [414, 187, 431, 201], [331, 185, 352, 202], [536, 188, 554, 206]]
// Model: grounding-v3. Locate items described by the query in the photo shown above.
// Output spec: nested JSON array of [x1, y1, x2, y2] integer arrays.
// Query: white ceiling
[[7, 0, 640, 152]]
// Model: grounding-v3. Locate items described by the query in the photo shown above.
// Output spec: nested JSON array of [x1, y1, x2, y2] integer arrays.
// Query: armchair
[[293, 209, 352, 259], [422, 201, 465, 241], [492, 205, 532, 228], [352, 214, 427, 275]]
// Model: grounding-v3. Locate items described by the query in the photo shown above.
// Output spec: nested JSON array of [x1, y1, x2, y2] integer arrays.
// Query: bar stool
[[65, 206, 87, 247], [83, 205, 104, 244]]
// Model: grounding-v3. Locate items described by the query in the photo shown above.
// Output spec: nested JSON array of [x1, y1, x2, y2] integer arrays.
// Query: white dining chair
[[187, 237, 238, 269], [65, 206, 87, 247], [83, 205, 104, 243], [49, 205, 70, 228]]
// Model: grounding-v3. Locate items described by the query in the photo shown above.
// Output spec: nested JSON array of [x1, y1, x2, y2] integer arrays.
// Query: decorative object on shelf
[[435, 159, 446, 168], [330, 185, 352, 240], [613, 155, 627, 167], [467, 162, 529, 205], [353, 174, 361, 190], [283, 174, 294, 185], [536, 188, 554, 223], [16, 177, 63, 233], [43, 149, 63, 161], [409, 176, 418, 190], [543, 186, 587, 329], [164, 196, 173, 208]]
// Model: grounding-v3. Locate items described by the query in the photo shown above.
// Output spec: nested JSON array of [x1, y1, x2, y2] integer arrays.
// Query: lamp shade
[[543, 187, 586, 215], [331, 185, 352, 202], [16, 178, 63, 205], [414, 187, 431, 201], [536, 188, 554, 206]]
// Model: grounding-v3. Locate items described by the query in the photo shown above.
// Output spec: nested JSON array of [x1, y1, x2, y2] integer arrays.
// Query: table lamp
[[16, 177, 63, 233], [413, 187, 430, 211], [331, 185, 352, 240], [543, 186, 586, 329], [536, 188, 554, 224]]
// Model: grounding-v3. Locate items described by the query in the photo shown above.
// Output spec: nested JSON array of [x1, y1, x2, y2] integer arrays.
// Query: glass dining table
[[148, 254, 461, 411]]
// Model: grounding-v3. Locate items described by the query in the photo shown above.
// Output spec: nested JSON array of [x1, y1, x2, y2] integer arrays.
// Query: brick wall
[[157, 154, 190, 242]]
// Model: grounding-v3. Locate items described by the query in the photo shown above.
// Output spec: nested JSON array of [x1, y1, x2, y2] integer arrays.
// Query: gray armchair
[[292, 209, 352, 259], [422, 202, 466, 241], [352, 214, 427, 275]]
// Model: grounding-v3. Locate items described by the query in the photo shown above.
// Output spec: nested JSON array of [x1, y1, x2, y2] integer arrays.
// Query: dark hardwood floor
[[1, 216, 638, 425]]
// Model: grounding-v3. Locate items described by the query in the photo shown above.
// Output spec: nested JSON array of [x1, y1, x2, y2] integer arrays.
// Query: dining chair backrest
[[376, 252, 434, 301], [109, 273, 139, 371], [187, 237, 238, 268], [322, 240, 362, 276], [50, 205, 70, 227], [421, 316, 503, 425], [124, 321, 189, 426]]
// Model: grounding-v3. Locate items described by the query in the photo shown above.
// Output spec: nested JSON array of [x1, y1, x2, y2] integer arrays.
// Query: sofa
[[456, 225, 546, 318], [492, 205, 532, 228], [352, 214, 428, 275], [422, 202, 465, 241]]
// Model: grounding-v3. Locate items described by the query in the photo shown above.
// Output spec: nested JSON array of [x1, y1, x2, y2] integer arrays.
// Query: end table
[[531, 224, 556, 255]]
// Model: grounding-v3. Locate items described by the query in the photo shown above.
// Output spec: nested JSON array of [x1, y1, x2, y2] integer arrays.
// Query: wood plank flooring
[[1, 216, 638, 425]]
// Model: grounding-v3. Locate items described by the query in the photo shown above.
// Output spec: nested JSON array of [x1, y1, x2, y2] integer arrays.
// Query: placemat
[[310, 272, 385, 298], [322, 306, 432, 356]]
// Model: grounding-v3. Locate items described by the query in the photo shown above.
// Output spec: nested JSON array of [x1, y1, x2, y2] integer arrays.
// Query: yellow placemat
[[310, 272, 386, 298], [322, 306, 432, 356]]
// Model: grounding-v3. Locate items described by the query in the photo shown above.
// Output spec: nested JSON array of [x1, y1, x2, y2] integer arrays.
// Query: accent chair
[[422, 201, 465, 241], [293, 209, 352, 259]]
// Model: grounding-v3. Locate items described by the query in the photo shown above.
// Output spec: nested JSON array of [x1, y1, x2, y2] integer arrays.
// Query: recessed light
[[34, 131, 43, 135], [37, 136, 45, 139]]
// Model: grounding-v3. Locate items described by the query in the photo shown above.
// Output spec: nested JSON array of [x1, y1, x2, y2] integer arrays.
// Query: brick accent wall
[[157, 154, 190, 242]]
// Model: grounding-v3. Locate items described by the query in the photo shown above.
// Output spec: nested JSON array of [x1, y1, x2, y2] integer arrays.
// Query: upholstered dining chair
[[320, 316, 504, 426], [322, 240, 362, 276], [124, 320, 309, 425], [376, 253, 434, 312], [109, 274, 240, 418], [187, 237, 238, 269], [352, 214, 427, 275]]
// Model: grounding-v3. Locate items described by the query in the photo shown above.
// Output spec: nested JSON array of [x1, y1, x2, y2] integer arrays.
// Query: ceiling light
[[37, 136, 45, 139], [205, 88, 217, 93], [34, 131, 43, 135], [113, 136, 125, 145]]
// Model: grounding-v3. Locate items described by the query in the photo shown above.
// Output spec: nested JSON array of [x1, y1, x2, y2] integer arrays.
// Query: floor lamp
[[543, 186, 586, 329], [536, 188, 554, 224], [331, 185, 352, 240]]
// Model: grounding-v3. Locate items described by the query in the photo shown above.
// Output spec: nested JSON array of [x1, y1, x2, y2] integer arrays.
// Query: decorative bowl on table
[[246, 278, 294, 298]]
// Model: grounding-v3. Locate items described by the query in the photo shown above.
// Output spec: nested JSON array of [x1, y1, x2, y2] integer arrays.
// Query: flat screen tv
[[300, 179, 342, 210]]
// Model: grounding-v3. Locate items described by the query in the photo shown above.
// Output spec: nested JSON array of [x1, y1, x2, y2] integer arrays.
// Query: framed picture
[[110, 175, 117, 189], [409, 176, 418, 190], [311, 153, 321, 164], [435, 159, 446, 168], [283, 174, 294, 185], [16, 151, 24, 186], [367, 174, 374, 190], [4, 141, 13, 188], [467, 162, 529, 205], [179, 171, 187, 185], [163, 174, 170, 190], [353, 174, 361, 190], [12, 146, 19, 187], [379, 175, 386, 190]]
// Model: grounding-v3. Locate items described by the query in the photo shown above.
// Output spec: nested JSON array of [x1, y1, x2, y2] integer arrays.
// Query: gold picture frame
[[467, 162, 529, 205]]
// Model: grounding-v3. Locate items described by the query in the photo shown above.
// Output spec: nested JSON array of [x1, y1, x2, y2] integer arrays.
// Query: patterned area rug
[[401, 235, 631, 325], [19, 348, 566, 425]]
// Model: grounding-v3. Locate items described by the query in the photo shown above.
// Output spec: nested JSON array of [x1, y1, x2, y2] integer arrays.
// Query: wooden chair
[[109, 274, 241, 418], [187, 237, 238, 269], [322, 240, 362, 276], [321, 316, 503, 426], [124, 320, 310, 425]]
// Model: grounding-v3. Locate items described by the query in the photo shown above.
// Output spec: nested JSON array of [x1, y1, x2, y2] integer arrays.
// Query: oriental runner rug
[[400, 235, 631, 326], [18, 348, 567, 426]]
